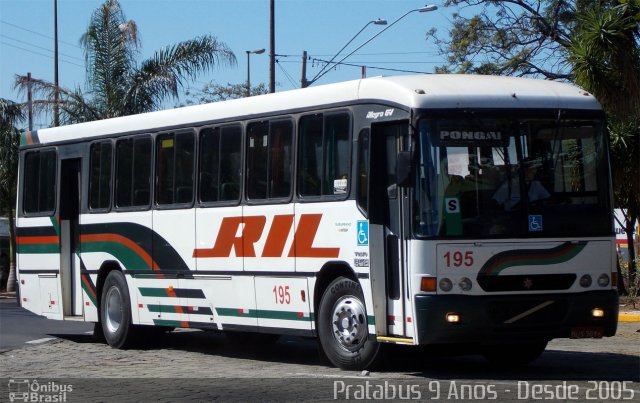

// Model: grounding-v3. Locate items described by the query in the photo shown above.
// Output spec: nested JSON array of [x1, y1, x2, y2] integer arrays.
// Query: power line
[[308, 57, 433, 75], [311, 50, 440, 57], [0, 40, 84, 68], [275, 59, 297, 89], [0, 34, 84, 62], [0, 19, 81, 49]]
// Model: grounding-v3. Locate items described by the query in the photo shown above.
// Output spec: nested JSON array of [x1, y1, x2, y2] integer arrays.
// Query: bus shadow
[[50, 330, 639, 381], [380, 345, 640, 382]]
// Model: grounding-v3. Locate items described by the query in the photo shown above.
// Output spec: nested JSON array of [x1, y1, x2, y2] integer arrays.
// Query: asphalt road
[[0, 298, 92, 351]]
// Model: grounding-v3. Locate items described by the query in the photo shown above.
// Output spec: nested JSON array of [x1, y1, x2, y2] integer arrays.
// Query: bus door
[[59, 157, 82, 316], [369, 121, 410, 337]]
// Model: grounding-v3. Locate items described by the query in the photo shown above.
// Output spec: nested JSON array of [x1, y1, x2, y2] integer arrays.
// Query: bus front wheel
[[100, 270, 137, 349], [317, 277, 379, 370]]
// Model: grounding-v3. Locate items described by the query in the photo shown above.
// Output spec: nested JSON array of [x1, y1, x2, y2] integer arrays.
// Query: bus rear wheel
[[317, 277, 379, 370], [100, 270, 138, 349], [481, 341, 547, 367]]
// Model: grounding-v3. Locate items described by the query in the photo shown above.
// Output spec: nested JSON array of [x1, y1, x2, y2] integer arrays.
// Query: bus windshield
[[414, 114, 611, 238]]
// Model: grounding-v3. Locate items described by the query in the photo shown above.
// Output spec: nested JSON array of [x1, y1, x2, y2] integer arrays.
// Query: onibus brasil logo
[[8, 379, 72, 402]]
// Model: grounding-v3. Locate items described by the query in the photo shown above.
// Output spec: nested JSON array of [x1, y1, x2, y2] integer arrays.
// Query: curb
[[618, 312, 640, 323]]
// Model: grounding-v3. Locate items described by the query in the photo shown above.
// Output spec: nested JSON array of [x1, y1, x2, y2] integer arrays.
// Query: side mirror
[[396, 151, 413, 188]]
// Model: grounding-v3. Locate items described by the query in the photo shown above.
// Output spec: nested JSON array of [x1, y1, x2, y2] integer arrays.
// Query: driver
[[493, 158, 550, 211]]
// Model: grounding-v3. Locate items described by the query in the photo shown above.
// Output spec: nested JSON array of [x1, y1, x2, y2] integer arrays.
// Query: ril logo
[[193, 214, 340, 258]]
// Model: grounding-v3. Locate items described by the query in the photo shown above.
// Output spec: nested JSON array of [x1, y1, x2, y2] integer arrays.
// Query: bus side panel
[[254, 277, 312, 332], [16, 216, 62, 318], [152, 208, 195, 272], [133, 275, 187, 326], [80, 211, 152, 325], [194, 206, 243, 272], [199, 276, 258, 331], [294, 201, 374, 330], [78, 213, 112, 322]]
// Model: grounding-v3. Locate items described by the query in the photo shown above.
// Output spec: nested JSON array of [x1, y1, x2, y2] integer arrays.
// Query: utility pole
[[300, 51, 309, 88], [27, 72, 33, 131], [53, 0, 59, 127], [269, 0, 275, 93]]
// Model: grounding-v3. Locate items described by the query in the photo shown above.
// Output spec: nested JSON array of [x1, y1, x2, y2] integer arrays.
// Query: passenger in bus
[[492, 158, 550, 211]]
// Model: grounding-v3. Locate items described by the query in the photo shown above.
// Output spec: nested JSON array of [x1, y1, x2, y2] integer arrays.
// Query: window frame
[[154, 129, 196, 209], [114, 134, 153, 212], [88, 140, 113, 213], [296, 110, 353, 202], [197, 123, 243, 207], [244, 117, 295, 204], [21, 148, 58, 217]]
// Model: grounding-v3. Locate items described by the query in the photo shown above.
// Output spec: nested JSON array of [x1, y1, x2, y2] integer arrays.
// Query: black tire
[[482, 341, 547, 367], [100, 270, 138, 349], [317, 277, 379, 370]]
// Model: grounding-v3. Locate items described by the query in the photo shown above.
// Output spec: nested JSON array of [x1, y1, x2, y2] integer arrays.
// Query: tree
[[433, 0, 640, 287], [568, 1, 640, 287], [0, 99, 24, 292], [183, 82, 269, 105], [16, 0, 236, 124]]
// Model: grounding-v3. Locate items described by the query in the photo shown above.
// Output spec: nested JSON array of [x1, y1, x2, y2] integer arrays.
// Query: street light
[[310, 4, 438, 85], [306, 18, 387, 87], [246, 48, 265, 97]]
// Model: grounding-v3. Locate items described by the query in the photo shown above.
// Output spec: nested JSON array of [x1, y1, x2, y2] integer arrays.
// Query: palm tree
[[0, 99, 24, 292], [16, 0, 236, 124], [568, 0, 640, 288]]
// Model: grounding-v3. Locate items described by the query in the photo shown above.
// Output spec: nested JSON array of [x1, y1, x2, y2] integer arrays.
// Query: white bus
[[16, 75, 618, 370]]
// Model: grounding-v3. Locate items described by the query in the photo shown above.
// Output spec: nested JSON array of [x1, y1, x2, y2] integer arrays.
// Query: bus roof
[[27, 74, 601, 146]]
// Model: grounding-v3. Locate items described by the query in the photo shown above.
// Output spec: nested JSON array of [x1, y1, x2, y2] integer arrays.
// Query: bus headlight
[[597, 274, 610, 287], [459, 277, 472, 291], [439, 278, 453, 292], [445, 313, 460, 323], [579, 274, 592, 288]]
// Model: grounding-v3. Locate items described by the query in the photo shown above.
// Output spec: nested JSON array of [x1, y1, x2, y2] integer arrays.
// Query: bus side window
[[246, 121, 269, 200], [23, 149, 57, 214], [298, 114, 323, 196], [199, 127, 220, 202], [156, 131, 194, 206], [269, 120, 293, 198], [246, 119, 293, 200], [88, 141, 112, 211], [115, 136, 151, 208], [297, 112, 351, 198], [199, 125, 242, 203], [220, 125, 242, 201]]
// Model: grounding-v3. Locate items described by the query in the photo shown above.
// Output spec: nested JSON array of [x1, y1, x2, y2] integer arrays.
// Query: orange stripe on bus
[[16, 236, 59, 245], [80, 233, 159, 270]]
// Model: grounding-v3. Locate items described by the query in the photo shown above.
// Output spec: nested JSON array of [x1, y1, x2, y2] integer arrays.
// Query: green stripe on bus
[[16, 243, 60, 254], [216, 307, 312, 322], [139, 287, 170, 297], [256, 309, 312, 321], [81, 241, 152, 271], [153, 319, 182, 327]]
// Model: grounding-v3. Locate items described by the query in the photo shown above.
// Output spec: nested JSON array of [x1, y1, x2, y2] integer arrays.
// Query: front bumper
[[414, 290, 618, 345]]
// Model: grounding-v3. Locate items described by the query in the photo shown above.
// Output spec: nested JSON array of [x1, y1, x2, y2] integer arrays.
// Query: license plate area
[[570, 326, 603, 339]]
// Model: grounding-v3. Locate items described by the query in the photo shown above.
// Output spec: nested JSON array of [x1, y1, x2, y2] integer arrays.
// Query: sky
[[0, 0, 459, 128]]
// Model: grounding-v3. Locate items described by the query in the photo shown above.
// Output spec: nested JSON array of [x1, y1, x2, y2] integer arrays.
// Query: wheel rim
[[105, 286, 123, 334], [330, 295, 368, 352]]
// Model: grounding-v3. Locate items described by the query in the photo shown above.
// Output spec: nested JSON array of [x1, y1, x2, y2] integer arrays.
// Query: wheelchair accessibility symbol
[[528, 215, 543, 232], [357, 221, 369, 246]]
